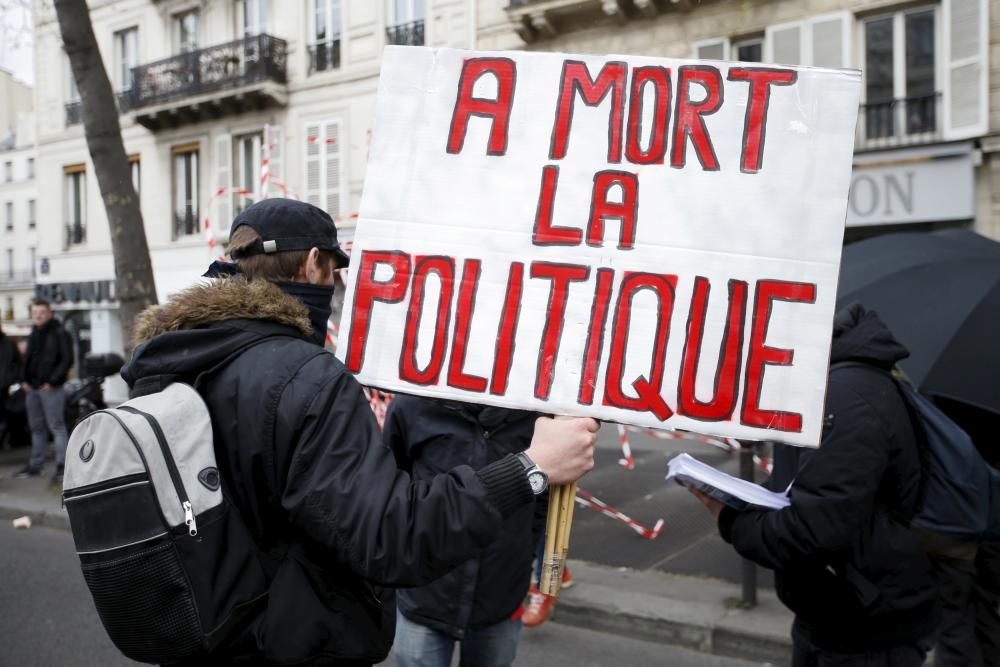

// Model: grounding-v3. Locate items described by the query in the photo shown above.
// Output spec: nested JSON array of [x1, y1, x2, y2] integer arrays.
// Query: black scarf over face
[[203, 261, 334, 346]]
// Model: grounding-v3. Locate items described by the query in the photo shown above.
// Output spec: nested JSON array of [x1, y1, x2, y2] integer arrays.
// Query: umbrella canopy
[[837, 229, 1000, 416]]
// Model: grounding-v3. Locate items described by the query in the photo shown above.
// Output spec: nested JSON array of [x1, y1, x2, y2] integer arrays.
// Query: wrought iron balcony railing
[[131, 33, 287, 110], [386, 20, 425, 46], [174, 211, 200, 239], [65, 101, 82, 126], [2, 270, 35, 286], [64, 222, 86, 249], [856, 93, 941, 152], [308, 39, 341, 74]]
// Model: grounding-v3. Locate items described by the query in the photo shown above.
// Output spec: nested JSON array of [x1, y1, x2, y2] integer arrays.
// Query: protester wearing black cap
[[121, 198, 598, 666]]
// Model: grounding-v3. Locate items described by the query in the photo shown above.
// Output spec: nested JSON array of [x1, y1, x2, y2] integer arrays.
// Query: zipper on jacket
[[118, 405, 198, 536]]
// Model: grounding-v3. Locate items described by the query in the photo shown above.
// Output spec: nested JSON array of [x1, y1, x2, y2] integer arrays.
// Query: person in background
[[690, 304, 938, 666], [385, 396, 547, 666], [15, 298, 74, 483], [0, 320, 21, 448]]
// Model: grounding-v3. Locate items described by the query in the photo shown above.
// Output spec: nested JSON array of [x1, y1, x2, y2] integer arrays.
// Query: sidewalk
[[0, 448, 793, 665]]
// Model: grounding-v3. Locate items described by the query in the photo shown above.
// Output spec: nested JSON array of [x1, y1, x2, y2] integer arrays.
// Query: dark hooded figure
[[691, 303, 938, 666]]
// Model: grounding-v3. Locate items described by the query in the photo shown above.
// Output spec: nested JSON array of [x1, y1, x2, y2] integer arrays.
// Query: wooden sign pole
[[539, 481, 577, 597]]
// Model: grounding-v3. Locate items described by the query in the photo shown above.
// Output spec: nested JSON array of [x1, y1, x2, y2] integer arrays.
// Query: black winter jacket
[[0, 332, 20, 391], [122, 278, 534, 666], [718, 305, 937, 653], [384, 397, 543, 638], [24, 318, 73, 387]]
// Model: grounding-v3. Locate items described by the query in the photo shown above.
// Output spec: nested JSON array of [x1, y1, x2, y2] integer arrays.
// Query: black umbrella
[[837, 228, 1000, 416]]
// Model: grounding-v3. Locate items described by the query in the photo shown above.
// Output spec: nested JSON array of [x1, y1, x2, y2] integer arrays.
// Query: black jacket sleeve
[[382, 400, 411, 473], [719, 381, 890, 570], [278, 356, 533, 587], [48, 329, 74, 385]]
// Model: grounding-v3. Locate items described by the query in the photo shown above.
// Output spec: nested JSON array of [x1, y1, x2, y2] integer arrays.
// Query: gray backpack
[[63, 382, 269, 664]]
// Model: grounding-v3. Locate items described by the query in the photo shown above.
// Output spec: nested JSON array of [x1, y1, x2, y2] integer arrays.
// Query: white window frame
[[692, 37, 730, 61], [65, 169, 87, 246], [172, 147, 200, 238], [764, 11, 852, 68], [234, 131, 263, 215], [239, 0, 268, 36], [390, 0, 424, 26], [4, 202, 12, 231], [860, 5, 940, 104], [3, 161, 11, 183], [173, 9, 200, 54], [27, 199, 35, 229], [313, 0, 342, 45], [67, 57, 80, 103], [732, 37, 764, 63], [942, 0, 987, 139], [115, 26, 139, 92]]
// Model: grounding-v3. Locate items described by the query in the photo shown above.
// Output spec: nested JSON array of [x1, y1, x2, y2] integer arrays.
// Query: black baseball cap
[[228, 198, 350, 268]]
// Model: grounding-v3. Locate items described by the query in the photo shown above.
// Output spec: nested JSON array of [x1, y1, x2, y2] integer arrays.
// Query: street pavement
[[569, 425, 775, 589], [0, 524, 770, 667]]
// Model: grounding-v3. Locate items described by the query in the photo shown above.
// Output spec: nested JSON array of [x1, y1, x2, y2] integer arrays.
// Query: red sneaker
[[522, 585, 556, 627], [561, 566, 574, 590]]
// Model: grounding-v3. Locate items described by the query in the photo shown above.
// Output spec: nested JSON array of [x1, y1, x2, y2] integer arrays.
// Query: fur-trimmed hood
[[132, 278, 313, 346]]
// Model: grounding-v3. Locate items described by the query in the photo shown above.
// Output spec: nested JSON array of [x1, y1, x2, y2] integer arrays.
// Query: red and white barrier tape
[[616, 424, 635, 470], [575, 488, 664, 540]]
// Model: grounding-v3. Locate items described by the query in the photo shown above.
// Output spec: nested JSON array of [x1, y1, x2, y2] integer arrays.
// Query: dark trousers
[[792, 625, 931, 667], [933, 546, 1000, 667]]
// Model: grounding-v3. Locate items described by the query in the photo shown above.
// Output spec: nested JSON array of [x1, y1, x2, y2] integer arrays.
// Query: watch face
[[528, 470, 547, 494]]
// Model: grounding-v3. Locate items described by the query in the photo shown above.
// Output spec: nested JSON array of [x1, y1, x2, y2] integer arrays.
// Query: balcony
[[65, 101, 82, 127], [855, 93, 942, 152], [386, 20, 425, 46], [507, 0, 670, 42], [64, 222, 86, 250], [130, 34, 288, 131], [308, 39, 341, 75], [1, 270, 34, 288]]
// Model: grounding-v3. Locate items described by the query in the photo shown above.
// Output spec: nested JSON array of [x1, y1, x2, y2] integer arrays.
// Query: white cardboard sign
[[336, 46, 861, 447]]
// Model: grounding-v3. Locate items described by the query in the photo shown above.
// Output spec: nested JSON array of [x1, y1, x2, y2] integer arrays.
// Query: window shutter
[[943, 0, 988, 139], [324, 120, 342, 220], [266, 125, 282, 198], [693, 38, 730, 61], [809, 13, 850, 69], [214, 134, 232, 241], [305, 123, 322, 208], [765, 22, 802, 66]]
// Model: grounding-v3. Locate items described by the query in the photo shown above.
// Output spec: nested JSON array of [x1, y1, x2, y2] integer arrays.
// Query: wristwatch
[[515, 452, 549, 496]]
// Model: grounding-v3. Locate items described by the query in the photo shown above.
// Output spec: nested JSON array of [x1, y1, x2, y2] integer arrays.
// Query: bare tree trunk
[[54, 0, 157, 351]]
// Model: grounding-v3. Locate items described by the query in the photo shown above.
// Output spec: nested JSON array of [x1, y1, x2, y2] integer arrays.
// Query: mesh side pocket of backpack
[[81, 538, 203, 663]]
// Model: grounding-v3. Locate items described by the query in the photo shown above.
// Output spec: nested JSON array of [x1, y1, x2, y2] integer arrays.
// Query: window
[[174, 10, 200, 54], [27, 158, 33, 180], [4, 202, 12, 231], [234, 132, 262, 215], [129, 155, 141, 197], [764, 13, 851, 68], [3, 297, 12, 320], [304, 120, 343, 220], [386, 0, 424, 45], [310, 0, 342, 73], [734, 38, 763, 63], [172, 145, 200, 238], [863, 7, 937, 140], [64, 166, 86, 247], [3, 162, 11, 182], [67, 58, 80, 102], [5, 249, 11, 280], [391, 0, 424, 24], [29, 247, 35, 277], [115, 27, 139, 92], [27, 199, 35, 229], [239, 0, 268, 36]]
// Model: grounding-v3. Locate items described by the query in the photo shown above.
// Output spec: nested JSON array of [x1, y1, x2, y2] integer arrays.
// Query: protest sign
[[336, 46, 862, 447]]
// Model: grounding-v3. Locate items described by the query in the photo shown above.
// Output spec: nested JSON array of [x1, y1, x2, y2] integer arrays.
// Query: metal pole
[[738, 443, 758, 608]]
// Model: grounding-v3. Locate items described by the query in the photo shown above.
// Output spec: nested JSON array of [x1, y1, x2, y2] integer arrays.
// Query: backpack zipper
[[118, 405, 198, 537]]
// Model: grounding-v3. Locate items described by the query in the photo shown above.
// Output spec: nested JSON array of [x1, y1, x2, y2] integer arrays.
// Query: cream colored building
[[0, 93, 38, 338], [480, 0, 995, 240], [31, 0, 474, 397]]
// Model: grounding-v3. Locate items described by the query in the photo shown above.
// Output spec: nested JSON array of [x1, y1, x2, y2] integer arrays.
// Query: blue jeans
[[394, 611, 521, 667], [26, 387, 68, 470]]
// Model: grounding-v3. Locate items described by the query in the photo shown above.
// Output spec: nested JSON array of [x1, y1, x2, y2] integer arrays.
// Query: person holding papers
[[690, 304, 937, 666]]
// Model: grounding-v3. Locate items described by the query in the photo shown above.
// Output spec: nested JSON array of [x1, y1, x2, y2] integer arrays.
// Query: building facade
[[478, 0, 994, 241], [32, 0, 474, 399], [0, 75, 38, 339]]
